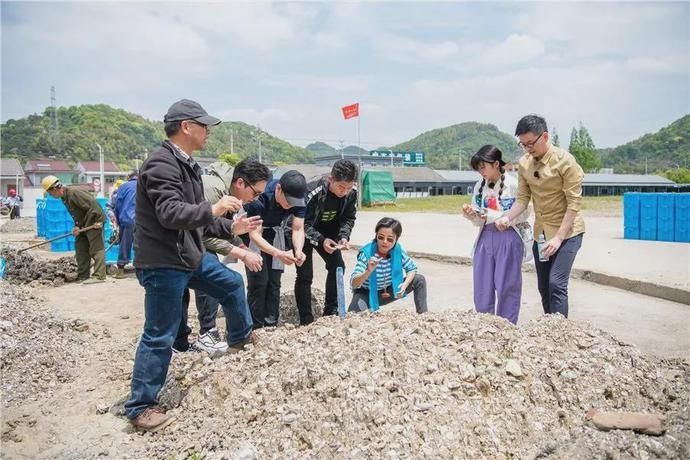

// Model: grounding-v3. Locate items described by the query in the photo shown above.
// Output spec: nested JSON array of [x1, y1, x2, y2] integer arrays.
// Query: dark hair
[[470, 145, 505, 171], [471, 145, 506, 199], [515, 114, 548, 137], [232, 158, 271, 185], [164, 120, 182, 137], [331, 159, 357, 182], [375, 217, 402, 240]]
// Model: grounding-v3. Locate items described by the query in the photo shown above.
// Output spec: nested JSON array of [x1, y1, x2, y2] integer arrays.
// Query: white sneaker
[[194, 328, 229, 358], [124, 263, 135, 271]]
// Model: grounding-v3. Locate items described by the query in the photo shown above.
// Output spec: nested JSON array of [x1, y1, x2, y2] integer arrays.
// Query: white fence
[[16, 187, 45, 218], [396, 191, 430, 198]]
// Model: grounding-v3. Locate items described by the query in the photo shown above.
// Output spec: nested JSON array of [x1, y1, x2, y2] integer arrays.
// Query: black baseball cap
[[164, 99, 221, 126], [279, 170, 307, 207]]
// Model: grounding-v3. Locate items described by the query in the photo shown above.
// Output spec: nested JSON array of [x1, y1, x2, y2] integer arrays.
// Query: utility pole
[[96, 143, 105, 198], [230, 129, 234, 155], [50, 86, 59, 153], [458, 149, 463, 171], [645, 155, 648, 175], [256, 125, 263, 163], [339, 140, 345, 159]]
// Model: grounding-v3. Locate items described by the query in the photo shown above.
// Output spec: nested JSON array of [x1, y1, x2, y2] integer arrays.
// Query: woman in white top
[[461, 145, 531, 324]]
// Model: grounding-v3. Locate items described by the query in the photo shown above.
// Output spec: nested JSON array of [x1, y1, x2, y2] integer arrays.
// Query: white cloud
[[258, 75, 370, 92], [1, 1, 687, 150], [372, 32, 461, 64], [626, 55, 688, 76], [313, 32, 351, 51]]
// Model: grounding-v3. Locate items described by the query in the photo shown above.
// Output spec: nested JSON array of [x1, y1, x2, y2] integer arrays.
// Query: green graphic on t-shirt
[[320, 210, 337, 222]]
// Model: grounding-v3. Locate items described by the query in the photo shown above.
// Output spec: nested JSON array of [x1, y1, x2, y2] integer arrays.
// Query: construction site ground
[[1, 214, 688, 459]]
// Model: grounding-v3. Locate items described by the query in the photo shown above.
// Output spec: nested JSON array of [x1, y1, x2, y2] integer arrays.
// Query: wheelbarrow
[[0, 223, 101, 278]]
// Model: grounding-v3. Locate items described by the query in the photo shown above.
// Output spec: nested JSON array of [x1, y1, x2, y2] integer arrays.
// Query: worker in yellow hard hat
[[42, 175, 107, 284], [41, 175, 61, 193]]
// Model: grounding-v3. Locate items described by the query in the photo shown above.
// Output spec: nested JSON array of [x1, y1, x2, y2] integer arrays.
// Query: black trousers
[[533, 233, 583, 318], [294, 242, 345, 325], [246, 252, 283, 328]]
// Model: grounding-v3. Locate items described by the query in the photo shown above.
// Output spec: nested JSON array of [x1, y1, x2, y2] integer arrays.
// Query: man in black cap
[[243, 170, 308, 328], [124, 99, 262, 432]]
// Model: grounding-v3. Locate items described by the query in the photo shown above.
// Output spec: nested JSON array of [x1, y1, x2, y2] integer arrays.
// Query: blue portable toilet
[[623, 193, 641, 240], [639, 194, 658, 241], [657, 193, 675, 242], [35, 198, 46, 237], [675, 194, 690, 243]]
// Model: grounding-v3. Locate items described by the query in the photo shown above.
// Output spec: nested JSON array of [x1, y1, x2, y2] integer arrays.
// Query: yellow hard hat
[[41, 175, 61, 192], [114, 179, 125, 190]]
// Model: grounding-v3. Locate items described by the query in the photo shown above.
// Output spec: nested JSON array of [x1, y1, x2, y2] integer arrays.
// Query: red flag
[[341, 103, 359, 120]]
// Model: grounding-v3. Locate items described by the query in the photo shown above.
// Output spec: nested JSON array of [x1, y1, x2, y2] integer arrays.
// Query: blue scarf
[[360, 241, 405, 311]]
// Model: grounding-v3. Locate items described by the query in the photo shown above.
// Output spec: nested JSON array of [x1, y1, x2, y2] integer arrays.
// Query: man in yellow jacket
[[42, 176, 107, 284]]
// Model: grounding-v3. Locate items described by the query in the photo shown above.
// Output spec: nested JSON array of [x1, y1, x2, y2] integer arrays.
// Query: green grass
[[362, 195, 622, 216], [362, 195, 471, 213]]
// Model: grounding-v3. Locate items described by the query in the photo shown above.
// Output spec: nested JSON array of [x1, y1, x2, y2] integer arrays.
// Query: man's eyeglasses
[[187, 120, 210, 132], [244, 179, 262, 198], [518, 132, 544, 150]]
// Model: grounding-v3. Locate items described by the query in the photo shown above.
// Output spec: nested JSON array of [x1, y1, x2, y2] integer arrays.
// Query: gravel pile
[[128, 311, 689, 459], [1, 248, 78, 285], [279, 288, 326, 326], [0, 217, 36, 234], [0, 280, 87, 407]]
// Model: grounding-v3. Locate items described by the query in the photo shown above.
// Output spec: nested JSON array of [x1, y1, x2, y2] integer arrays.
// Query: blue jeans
[[124, 252, 252, 419], [117, 223, 134, 267]]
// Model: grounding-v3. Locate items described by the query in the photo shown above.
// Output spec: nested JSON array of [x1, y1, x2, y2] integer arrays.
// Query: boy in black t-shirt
[[294, 160, 358, 325]]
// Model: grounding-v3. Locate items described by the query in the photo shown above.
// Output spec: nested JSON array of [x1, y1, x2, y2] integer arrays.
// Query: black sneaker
[[172, 343, 201, 354], [208, 328, 223, 342]]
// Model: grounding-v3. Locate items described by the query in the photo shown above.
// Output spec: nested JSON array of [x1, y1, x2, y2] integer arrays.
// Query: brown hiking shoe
[[113, 267, 127, 279], [82, 277, 106, 285], [228, 331, 258, 353], [130, 407, 175, 432]]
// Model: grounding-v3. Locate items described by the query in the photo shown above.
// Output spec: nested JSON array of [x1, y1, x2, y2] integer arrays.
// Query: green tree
[[600, 115, 690, 174], [568, 127, 579, 152], [0, 105, 314, 165], [389, 122, 521, 169], [552, 127, 560, 147], [569, 123, 601, 172], [664, 167, 690, 184], [218, 153, 242, 166]]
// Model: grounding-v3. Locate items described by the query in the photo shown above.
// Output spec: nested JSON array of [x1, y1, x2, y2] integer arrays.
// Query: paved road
[[351, 211, 690, 292]]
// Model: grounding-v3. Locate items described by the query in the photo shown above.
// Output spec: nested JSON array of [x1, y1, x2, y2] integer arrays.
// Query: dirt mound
[[0, 217, 36, 234], [278, 288, 326, 326], [1, 248, 78, 285], [141, 311, 689, 459], [0, 280, 87, 408]]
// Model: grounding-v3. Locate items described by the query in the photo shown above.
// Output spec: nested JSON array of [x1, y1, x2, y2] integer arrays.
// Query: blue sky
[[2, 1, 688, 149]]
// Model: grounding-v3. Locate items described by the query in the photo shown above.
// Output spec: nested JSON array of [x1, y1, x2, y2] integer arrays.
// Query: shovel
[[0, 223, 101, 278]]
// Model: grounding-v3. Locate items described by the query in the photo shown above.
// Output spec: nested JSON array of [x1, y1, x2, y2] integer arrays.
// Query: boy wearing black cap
[[243, 170, 308, 328]]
